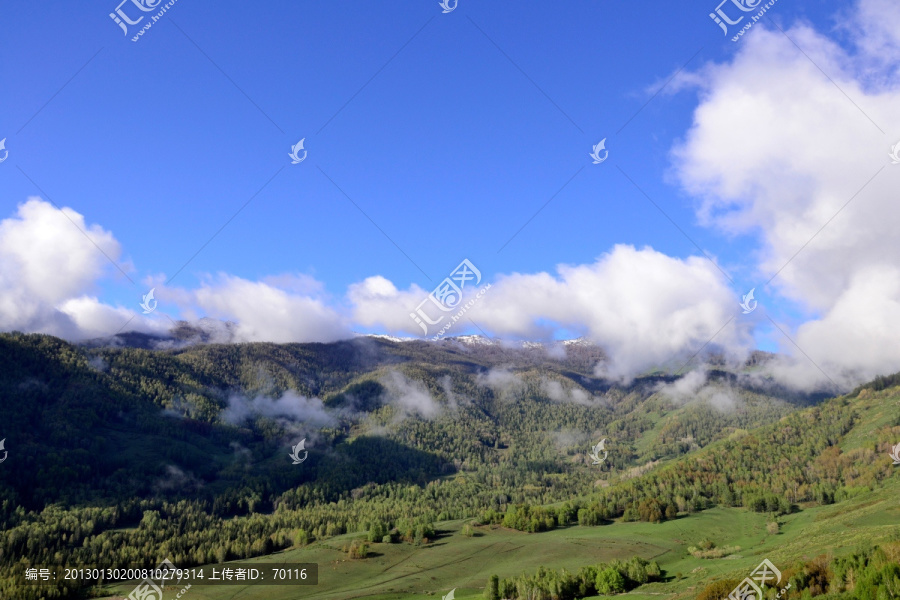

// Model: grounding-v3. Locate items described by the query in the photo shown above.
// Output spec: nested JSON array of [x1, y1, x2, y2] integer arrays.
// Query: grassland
[[98, 473, 899, 600]]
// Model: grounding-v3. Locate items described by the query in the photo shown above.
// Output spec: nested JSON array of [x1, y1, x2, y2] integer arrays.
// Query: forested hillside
[[0, 332, 896, 599]]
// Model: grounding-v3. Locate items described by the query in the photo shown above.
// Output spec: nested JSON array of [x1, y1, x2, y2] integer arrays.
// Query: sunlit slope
[[97, 477, 898, 600], [96, 381, 900, 600]]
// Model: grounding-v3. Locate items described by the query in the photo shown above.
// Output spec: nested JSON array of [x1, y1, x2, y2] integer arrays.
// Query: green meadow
[[100, 474, 899, 600]]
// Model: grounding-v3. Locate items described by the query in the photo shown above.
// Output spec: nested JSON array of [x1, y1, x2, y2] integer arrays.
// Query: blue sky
[[2, 0, 899, 387], [0, 0, 837, 287]]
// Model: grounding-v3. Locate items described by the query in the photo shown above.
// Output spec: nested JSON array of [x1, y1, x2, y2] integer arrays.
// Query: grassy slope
[[93, 375, 900, 600], [97, 473, 899, 600]]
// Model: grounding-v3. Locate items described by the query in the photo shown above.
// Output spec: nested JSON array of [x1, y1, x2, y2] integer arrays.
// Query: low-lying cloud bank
[[476, 368, 526, 400], [221, 391, 336, 432], [540, 377, 596, 406], [353, 244, 746, 382], [380, 371, 442, 420], [218, 373, 445, 435], [655, 369, 741, 411]]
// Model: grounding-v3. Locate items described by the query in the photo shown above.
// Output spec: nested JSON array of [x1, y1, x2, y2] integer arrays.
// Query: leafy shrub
[[595, 567, 626, 594], [347, 539, 369, 559]]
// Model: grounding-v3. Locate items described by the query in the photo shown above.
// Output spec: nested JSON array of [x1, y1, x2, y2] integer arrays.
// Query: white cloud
[[656, 370, 741, 411], [471, 245, 745, 380], [154, 465, 203, 493], [656, 369, 708, 403], [672, 0, 900, 388], [545, 343, 568, 360], [476, 367, 526, 398], [0, 199, 355, 344], [87, 355, 108, 372], [348, 275, 431, 335], [0, 198, 121, 303], [848, 0, 900, 76], [439, 375, 466, 410], [772, 265, 900, 389], [0, 198, 163, 339], [348, 246, 744, 381], [540, 377, 594, 406], [58, 296, 144, 339], [381, 370, 441, 419], [550, 429, 593, 451], [188, 274, 350, 343], [705, 388, 739, 412], [221, 391, 336, 429]]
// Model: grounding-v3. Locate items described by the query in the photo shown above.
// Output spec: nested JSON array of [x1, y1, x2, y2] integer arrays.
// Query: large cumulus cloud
[[672, 0, 900, 388], [350, 245, 744, 381], [0, 198, 149, 339]]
